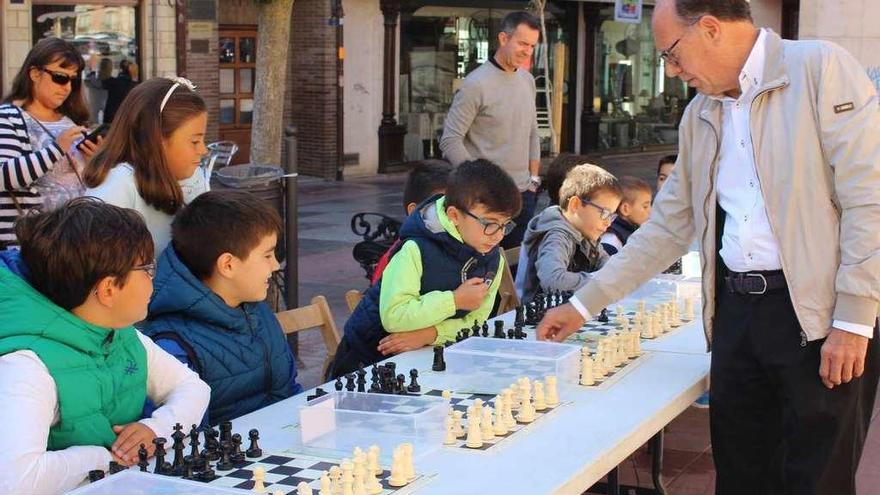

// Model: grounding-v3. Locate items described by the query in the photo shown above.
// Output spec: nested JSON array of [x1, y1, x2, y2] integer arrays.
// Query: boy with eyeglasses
[[516, 163, 622, 303], [327, 160, 522, 379], [0, 198, 209, 494]]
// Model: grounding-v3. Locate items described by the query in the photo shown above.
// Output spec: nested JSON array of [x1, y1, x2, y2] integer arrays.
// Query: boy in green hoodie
[[516, 163, 622, 303], [0, 198, 210, 494]]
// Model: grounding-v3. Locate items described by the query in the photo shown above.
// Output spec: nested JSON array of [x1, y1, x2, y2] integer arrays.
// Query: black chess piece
[[88, 470, 105, 482], [108, 461, 125, 474], [515, 305, 525, 324], [203, 426, 220, 461], [598, 308, 609, 323], [431, 345, 446, 371], [188, 424, 201, 463], [219, 421, 233, 444], [138, 443, 149, 472], [455, 329, 464, 342], [407, 368, 421, 393], [216, 441, 234, 471], [356, 367, 367, 392], [230, 433, 245, 463], [153, 437, 171, 475], [396, 373, 407, 394], [345, 373, 356, 392], [471, 320, 480, 338], [507, 328, 515, 339], [307, 387, 329, 401], [335, 376, 344, 391], [199, 462, 217, 482], [387, 362, 396, 374], [182, 456, 195, 480], [481, 321, 489, 337], [369, 373, 380, 393], [171, 423, 186, 475], [493, 320, 506, 338], [246, 429, 262, 458]]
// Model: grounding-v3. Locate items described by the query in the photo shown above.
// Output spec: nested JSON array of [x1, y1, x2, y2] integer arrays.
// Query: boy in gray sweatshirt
[[515, 164, 622, 303]]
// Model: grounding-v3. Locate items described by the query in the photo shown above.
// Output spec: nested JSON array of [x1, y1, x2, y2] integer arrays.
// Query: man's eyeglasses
[[132, 261, 157, 279], [40, 67, 79, 87], [580, 198, 618, 223], [658, 17, 702, 67], [462, 208, 516, 236]]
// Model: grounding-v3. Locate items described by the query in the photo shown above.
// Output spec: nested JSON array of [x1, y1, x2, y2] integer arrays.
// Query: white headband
[[159, 77, 197, 114]]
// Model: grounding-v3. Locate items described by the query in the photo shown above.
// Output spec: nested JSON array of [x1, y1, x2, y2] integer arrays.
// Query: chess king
[[538, 1, 880, 493]]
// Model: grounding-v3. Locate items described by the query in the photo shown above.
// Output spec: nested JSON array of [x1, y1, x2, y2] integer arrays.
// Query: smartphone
[[78, 124, 109, 148]]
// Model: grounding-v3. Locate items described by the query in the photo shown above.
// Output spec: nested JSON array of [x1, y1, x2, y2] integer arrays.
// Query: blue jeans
[[501, 190, 536, 250]]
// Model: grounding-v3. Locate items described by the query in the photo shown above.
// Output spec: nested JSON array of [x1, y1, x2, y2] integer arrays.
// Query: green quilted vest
[[0, 267, 147, 450]]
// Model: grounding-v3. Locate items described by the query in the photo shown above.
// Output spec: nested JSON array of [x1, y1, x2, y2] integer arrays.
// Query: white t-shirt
[[0, 331, 210, 495], [85, 163, 208, 253]]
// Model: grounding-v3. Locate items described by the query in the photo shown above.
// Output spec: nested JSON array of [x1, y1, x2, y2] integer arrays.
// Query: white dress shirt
[[0, 331, 211, 495], [573, 29, 872, 338]]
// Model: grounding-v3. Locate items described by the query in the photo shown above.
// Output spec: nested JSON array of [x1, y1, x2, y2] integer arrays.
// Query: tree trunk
[[250, 0, 295, 165]]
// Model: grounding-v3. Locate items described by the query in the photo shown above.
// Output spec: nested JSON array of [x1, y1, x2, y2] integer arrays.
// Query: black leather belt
[[724, 270, 787, 295]]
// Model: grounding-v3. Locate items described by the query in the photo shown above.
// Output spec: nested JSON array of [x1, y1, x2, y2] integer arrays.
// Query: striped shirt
[[0, 104, 65, 247]]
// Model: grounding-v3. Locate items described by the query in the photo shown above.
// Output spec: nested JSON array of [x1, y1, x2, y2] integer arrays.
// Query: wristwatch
[[528, 175, 542, 188]]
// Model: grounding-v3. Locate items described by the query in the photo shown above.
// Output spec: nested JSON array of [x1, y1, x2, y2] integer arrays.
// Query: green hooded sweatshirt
[[0, 259, 147, 450]]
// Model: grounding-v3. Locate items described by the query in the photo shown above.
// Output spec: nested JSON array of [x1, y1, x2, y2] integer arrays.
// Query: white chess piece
[[252, 466, 266, 493], [319, 472, 332, 495], [366, 467, 383, 495], [503, 390, 517, 428], [481, 406, 495, 439], [580, 354, 595, 385], [685, 297, 695, 320], [328, 466, 342, 495], [533, 380, 547, 411], [300, 481, 312, 495], [441, 390, 452, 401], [401, 443, 415, 481], [352, 457, 367, 495], [367, 445, 381, 476], [353, 447, 364, 460], [545, 375, 559, 406], [473, 398, 484, 417], [341, 459, 354, 495], [443, 415, 457, 445], [493, 402, 508, 435], [516, 382, 535, 423], [387, 448, 408, 487], [465, 408, 484, 448], [452, 410, 465, 438], [637, 299, 646, 314]]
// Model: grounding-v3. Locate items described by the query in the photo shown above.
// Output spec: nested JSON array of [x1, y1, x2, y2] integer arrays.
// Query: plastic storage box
[[444, 337, 582, 393], [298, 391, 448, 458], [67, 471, 245, 495]]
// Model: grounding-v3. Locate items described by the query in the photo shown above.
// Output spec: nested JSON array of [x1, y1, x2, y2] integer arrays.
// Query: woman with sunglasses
[[0, 37, 101, 248]]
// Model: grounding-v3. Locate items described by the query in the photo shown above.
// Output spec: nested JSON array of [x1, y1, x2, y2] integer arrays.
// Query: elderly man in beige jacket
[[538, 1, 880, 494]]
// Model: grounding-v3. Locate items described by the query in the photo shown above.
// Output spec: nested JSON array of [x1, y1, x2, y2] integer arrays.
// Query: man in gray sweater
[[440, 11, 542, 249]]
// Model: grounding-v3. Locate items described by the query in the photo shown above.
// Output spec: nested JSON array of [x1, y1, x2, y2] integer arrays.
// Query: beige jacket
[[574, 30, 880, 349]]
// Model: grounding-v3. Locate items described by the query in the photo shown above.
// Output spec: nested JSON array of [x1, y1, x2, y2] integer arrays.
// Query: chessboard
[[420, 388, 563, 453]]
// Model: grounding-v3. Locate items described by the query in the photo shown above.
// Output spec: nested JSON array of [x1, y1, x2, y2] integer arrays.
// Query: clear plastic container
[[67, 470, 246, 495], [298, 391, 448, 458], [444, 337, 582, 393]]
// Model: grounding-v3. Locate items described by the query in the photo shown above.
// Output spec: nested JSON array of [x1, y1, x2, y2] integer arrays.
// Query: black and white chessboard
[[420, 389, 563, 452]]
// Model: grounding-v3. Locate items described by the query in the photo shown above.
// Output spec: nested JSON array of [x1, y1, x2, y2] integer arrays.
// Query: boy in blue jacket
[[327, 160, 522, 379], [143, 191, 301, 425]]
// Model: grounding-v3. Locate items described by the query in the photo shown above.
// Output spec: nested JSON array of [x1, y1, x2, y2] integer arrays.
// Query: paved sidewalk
[[291, 168, 880, 495]]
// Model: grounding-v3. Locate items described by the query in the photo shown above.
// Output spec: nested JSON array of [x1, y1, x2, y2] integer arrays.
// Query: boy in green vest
[[0, 198, 210, 494]]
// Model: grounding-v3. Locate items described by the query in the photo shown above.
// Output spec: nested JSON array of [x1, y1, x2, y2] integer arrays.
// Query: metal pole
[[284, 125, 299, 311], [332, 0, 345, 181]]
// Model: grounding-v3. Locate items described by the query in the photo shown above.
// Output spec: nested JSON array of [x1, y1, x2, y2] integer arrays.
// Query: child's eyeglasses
[[461, 208, 516, 236], [580, 198, 618, 223], [132, 261, 157, 279], [40, 67, 79, 87]]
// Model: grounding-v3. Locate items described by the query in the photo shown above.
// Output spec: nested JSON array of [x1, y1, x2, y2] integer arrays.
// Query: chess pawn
[[388, 449, 408, 487], [533, 380, 547, 411], [367, 445, 382, 476], [516, 388, 535, 423], [502, 391, 517, 429], [642, 315, 654, 339], [252, 466, 266, 493], [319, 471, 332, 495], [580, 355, 595, 386], [352, 458, 367, 495], [441, 390, 452, 401], [366, 464, 383, 495], [401, 443, 415, 481], [493, 402, 508, 435], [465, 410, 484, 448], [329, 466, 343, 495], [298, 481, 314, 495], [443, 416, 457, 445], [505, 386, 519, 412], [481, 406, 495, 439], [467, 405, 481, 431], [341, 459, 354, 495], [473, 398, 484, 417], [544, 375, 559, 407], [452, 410, 466, 438]]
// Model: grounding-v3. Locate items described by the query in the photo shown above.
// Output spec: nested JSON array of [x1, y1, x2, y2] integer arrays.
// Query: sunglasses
[[132, 261, 157, 279], [40, 67, 80, 87], [461, 208, 516, 236]]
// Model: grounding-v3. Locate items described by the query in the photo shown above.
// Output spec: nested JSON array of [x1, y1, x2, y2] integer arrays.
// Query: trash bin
[[211, 163, 285, 221]]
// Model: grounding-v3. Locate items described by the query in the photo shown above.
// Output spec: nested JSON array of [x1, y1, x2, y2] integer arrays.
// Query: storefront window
[[32, 4, 139, 80], [594, 6, 688, 149], [399, 3, 571, 161]]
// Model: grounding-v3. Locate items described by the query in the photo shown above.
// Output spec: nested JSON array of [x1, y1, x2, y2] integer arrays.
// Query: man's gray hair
[[500, 11, 541, 35], [675, 0, 752, 23]]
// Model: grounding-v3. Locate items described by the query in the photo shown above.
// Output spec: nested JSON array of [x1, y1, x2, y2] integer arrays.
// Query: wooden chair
[[275, 295, 341, 377], [497, 246, 521, 314], [345, 289, 363, 313]]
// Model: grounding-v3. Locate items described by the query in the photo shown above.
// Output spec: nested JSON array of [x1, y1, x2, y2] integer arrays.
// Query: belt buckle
[[746, 273, 767, 295]]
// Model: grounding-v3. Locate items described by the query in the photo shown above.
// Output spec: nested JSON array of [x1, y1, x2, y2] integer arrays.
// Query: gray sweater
[[440, 60, 540, 190], [515, 206, 609, 303]]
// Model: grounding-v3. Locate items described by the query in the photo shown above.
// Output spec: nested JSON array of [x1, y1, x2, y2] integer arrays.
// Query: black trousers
[[710, 287, 879, 495]]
